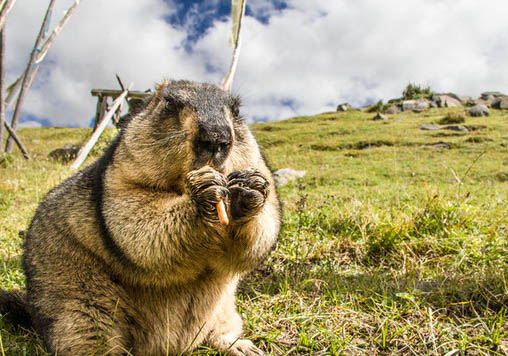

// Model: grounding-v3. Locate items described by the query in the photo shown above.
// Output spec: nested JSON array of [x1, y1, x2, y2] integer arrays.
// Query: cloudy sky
[[5, 0, 508, 127]]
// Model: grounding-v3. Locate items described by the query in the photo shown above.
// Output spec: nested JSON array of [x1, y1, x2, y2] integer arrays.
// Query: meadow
[[0, 106, 507, 355]]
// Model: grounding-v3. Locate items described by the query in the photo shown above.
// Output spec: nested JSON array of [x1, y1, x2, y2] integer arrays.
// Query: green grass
[[1, 107, 507, 355]]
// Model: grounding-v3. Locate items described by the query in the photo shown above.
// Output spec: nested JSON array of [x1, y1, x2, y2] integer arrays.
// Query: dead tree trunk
[[5, 0, 56, 153]]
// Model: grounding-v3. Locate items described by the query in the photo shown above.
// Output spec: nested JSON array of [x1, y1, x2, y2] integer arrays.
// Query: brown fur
[[4, 80, 280, 355]]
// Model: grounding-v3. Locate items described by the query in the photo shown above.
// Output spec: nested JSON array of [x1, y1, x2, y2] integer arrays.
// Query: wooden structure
[[71, 85, 133, 169], [91, 88, 151, 131]]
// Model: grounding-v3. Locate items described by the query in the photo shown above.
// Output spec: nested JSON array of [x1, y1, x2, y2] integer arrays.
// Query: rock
[[336, 103, 351, 112], [385, 104, 401, 114], [420, 124, 441, 130], [468, 104, 490, 117], [402, 100, 416, 112], [443, 125, 468, 132], [454, 95, 472, 104], [402, 99, 429, 112], [273, 168, 307, 187], [426, 142, 451, 149], [493, 96, 508, 110], [372, 113, 389, 121], [48, 143, 81, 163], [414, 99, 430, 112], [481, 91, 506, 100], [432, 94, 462, 108], [484, 95, 497, 107]]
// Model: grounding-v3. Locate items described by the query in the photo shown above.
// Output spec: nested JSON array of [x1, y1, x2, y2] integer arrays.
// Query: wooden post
[[5, 0, 56, 152], [4, 0, 80, 109], [71, 85, 132, 170], [0, 28, 5, 151], [93, 95, 108, 132], [0, 0, 16, 31], [112, 101, 123, 126]]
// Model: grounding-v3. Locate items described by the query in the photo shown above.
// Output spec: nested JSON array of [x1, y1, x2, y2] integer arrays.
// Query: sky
[[5, 0, 508, 127]]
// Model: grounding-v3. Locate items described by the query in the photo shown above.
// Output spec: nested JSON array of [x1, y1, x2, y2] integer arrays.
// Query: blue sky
[[5, 0, 508, 127]]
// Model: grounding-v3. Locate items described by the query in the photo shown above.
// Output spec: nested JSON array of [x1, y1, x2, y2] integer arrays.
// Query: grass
[[1, 107, 507, 355]]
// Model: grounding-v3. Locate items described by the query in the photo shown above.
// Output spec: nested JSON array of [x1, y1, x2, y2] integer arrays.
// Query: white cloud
[[5, 0, 508, 126], [18, 120, 42, 128]]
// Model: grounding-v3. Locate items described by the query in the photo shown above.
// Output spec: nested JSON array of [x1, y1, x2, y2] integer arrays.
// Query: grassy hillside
[[0, 107, 507, 355]]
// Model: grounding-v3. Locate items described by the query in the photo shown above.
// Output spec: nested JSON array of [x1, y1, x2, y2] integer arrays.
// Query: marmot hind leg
[[43, 302, 133, 356]]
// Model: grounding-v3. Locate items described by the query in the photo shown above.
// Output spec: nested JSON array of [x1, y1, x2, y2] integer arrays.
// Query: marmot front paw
[[186, 166, 229, 222], [227, 168, 268, 220]]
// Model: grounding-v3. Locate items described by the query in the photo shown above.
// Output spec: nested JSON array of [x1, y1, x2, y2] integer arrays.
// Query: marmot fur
[[0, 80, 281, 355]]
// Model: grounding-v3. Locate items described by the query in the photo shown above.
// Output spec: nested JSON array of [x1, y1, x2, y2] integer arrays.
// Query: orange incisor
[[217, 200, 229, 225]]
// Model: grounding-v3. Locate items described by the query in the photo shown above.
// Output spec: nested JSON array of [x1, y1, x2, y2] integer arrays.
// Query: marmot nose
[[196, 125, 232, 157]]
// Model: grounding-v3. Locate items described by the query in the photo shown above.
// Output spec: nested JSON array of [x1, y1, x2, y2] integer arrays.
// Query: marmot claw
[[227, 168, 268, 220], [186, 166, 229, 221]]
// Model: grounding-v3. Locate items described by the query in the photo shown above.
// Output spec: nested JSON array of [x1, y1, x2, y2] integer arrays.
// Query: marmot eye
[[164, 98, 180, 113]]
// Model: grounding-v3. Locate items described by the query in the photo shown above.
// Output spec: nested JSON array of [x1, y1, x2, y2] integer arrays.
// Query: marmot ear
[[155, 81, 170, 99]]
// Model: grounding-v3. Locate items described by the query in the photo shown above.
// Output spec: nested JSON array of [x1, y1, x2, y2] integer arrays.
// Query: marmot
[[0, 80, 281, 355]]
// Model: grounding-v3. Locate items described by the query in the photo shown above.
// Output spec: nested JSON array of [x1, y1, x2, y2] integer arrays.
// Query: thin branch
[[220, 0, 247, 92], [4, 0, 80, 108], [3, 119, 31, 159], [5, 0, 56, 153], [0, 0, 16, 31], [115, 73, 125, 91], [71, 84, 132, 170]]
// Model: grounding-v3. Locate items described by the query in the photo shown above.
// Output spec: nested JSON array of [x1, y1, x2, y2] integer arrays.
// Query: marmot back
[[2, 80, 281, 356]]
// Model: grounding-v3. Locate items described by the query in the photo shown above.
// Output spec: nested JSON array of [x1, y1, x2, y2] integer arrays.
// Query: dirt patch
[[353, 140, 395, 150], [464, 125, 488, 131], [496, 172, 508, 182], [465, 137, 493, 144], [310, 144, 338, 151]]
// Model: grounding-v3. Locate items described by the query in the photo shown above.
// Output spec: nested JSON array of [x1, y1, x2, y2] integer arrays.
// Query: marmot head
[[118, 80, 243, 190]]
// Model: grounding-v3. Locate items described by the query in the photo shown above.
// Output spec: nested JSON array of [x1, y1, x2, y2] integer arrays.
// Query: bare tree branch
[[0, 0, 16, 31], [3, 119, 31, 160], [4, 0, 80, 109], [5, 0, 56, 152], [220, 0, 247, 92]]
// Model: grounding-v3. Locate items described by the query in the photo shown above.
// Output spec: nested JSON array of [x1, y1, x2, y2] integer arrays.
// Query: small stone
[[420, 124, 441, 130], [273, 168, 307, 187], [385, 104, 401, 114], [468, 104, 490, 117], [443, 125, 469, 132], [426, 142, 451, 149], [48, 143, 81, 163], [336, 103, 351, 112], [372, 113, 389, 121]]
